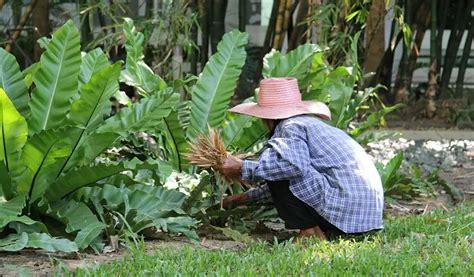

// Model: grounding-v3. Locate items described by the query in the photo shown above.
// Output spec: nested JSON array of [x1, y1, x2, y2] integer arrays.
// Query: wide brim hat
[[229, 77, 331, 120]]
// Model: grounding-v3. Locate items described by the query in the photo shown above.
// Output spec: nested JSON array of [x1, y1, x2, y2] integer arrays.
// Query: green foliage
[[29, 20, 82, 134], [74, 203, 474, 276], [0, 20, 193, 253], [0, 49, 29, 117], [186, 30, 248, 140], [120, 18, 166, 96], [75, 183, 198, 242], [376, 153, 439, 200]]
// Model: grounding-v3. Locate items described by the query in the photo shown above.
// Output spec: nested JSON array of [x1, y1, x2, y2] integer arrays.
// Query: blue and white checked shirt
[[242, 115, 384, 233]]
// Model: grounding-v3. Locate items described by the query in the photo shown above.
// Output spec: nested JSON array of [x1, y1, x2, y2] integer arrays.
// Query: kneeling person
[[221, 78, 384, 240]]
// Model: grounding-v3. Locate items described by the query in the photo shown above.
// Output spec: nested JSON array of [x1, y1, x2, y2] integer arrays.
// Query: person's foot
[[297, 226, 328, 241]]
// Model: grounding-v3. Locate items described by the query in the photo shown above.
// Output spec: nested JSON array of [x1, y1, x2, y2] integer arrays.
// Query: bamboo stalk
[[272, 0, 287, 49], [455, 15, 474, 98], [426, 0, 438, 118], [288, 0, 308, 51], [5, 0, 38, 52], [440, 0, 473, 98]]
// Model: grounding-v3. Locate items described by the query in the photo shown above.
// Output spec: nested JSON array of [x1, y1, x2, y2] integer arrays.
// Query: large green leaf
[[186, 30, 248, 139], [120, 18, 166, 95], [78, 48, 110, 89], [378, 152, 404, 189], [0, 232, 28, 251], [0, 195, 26, 228], [263, 44, 322, 84], [96, 91, 179, 136], [162, 110, 189, 171], [45, 159, 170, 202], [0, 161, 12, 199], [29, 20, 81, 134], [46, 198, 104, 250], [59, 63, 121, 174], [72, 92, 179, 167], [0, 49, 29, 117], [16, 128, 80, 200], [222, 112, 268, 151], [78, 184, 197, 239], [26, 232, 78, 252], [70, 63, 122, 129], [0, 89, 28, 175]]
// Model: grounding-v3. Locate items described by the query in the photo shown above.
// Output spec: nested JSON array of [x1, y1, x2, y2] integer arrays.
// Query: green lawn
[[74, 202, 473, 276]]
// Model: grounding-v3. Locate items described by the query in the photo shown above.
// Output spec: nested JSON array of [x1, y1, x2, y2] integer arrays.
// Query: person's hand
[[219, 154, 243, 179], [222, 193, 248, 207]]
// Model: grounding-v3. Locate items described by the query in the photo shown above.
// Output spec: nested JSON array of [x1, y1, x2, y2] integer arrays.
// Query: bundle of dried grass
[[186, 126, 228, 170], [186, 127, 253, 208]]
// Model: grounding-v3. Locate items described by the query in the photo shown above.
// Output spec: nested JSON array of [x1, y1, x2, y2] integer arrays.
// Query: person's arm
[[241, 123, 310, 183], [244, 184, 272, 202]]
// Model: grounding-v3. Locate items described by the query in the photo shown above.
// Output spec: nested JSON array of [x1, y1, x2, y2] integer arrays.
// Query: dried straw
[[185, 127, 251, 208], [186, 126, 228, 170]]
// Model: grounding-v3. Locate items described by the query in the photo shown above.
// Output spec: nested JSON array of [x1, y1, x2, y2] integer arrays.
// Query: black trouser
[[267, 180, 344, 235]]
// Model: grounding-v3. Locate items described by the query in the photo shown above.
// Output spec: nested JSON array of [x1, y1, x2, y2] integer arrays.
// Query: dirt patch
[[0, 237, 246, 276]]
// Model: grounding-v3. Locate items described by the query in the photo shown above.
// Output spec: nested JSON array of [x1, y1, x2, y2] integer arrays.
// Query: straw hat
[[229, 77, 331, 120]]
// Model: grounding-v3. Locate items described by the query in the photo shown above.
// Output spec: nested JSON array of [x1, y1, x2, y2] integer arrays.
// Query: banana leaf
[[187, 30, 248, 139], [0, 49, 29, 117], [29, 20, 81, 134]]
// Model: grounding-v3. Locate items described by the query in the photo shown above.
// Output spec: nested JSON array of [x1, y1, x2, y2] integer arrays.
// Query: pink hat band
[[258, 78, 302, 107], [229, 77, 331, 120]]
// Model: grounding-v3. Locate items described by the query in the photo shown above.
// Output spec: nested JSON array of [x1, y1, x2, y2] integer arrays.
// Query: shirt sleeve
[[240, 122, 310, 183], [244, 184, 272, 202]]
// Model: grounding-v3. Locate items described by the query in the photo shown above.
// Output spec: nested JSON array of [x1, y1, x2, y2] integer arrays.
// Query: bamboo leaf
[[29, 20, 81, 133], [187, 30, 248, 139], [0, 49, 29, 117]]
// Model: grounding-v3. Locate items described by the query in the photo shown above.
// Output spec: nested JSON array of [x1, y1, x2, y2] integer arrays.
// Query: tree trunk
[[435, 0, 450, 74], [199, 0, 210, 67], [363, 0, 386, 73], [272, 0, 287, 50], [394, 0, 430, 103], [455, 14, 474, 98], [288, 0, 308, 51], [32, 0, 49, 60], [79, 0, 93, 46], [190, 0, 198, 75], [5, 0, 38, 52], [425, 0, 438, 118], [238, 0, 246, 32], [439, 0, 473, 98], [263, 0, 280, 54], [393, 0, 413, 103], [210, 0, 228, 54]]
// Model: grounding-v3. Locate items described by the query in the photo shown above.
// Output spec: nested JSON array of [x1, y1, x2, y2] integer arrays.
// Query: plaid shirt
[[242, 115, 384, 233]]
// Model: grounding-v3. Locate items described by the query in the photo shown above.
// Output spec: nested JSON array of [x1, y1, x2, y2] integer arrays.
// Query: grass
[[72, 202, 473, 276]]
